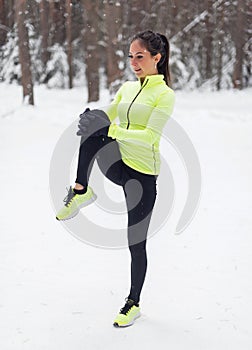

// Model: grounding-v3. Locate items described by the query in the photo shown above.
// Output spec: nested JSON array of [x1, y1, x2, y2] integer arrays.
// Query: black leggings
[[76, 135, 157, 303]]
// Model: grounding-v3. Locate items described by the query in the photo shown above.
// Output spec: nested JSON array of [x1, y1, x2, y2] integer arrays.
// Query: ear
[[154, 53, 162, 63]]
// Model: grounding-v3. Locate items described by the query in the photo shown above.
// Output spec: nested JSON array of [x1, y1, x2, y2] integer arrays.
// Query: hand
[[77, 108, 110, 137]]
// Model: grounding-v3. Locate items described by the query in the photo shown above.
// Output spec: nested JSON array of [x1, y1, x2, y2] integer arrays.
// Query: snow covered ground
[[0, 83, 252, 350]]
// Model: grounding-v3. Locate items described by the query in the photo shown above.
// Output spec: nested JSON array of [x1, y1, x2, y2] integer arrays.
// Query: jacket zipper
[[126, 79, 149, 129]]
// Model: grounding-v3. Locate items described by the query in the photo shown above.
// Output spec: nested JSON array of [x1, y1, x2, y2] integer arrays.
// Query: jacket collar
[[139, 74, 165, 86]]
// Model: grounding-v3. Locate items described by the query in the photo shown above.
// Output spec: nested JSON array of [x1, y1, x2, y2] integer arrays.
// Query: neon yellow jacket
[[106, 74, 175, 175]]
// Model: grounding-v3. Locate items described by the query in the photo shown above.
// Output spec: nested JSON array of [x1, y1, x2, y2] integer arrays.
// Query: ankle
[[127, 298, 139, 307], [73, 187, 87, 195], [74, 183, 84, 190]]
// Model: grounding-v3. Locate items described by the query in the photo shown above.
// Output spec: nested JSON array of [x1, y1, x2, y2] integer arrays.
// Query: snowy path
[[0, 84, 252, 350]]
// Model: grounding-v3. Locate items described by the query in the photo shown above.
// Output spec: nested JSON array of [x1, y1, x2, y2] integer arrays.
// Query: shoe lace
[[120, 298, 137, 315], [63, 186, 76, 207]]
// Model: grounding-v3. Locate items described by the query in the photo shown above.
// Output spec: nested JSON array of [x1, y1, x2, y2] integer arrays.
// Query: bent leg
[[75, 135, 123, 188]]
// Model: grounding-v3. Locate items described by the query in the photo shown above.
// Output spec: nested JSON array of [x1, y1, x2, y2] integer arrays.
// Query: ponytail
[[156, 33, 171, 87]]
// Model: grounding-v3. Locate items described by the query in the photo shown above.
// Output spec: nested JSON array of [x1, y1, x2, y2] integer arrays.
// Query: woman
[[56, 30, 175, 327]]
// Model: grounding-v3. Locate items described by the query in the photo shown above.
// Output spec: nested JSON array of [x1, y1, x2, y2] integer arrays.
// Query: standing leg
[[113, 167, 157, 327], [123, 166, 157, 303], [97, 152, 157, 303]]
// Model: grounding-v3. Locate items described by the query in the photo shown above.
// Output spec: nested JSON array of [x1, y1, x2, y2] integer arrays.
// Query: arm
[[100, 86, 123, 122]]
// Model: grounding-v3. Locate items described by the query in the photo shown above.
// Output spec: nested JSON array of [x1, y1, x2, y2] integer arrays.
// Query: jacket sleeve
[[100, 85, 123, 122], [108, 89, 175, 144]]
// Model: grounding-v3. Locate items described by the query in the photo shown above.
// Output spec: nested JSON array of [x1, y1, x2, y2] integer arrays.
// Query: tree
[[0, 0, 251, 91], [104, 0, 123, 94], [0, 0, 17, 47], [15, 0, 34, 105], [203, 0, 213, 80], [66, 0, 73, 88], [216, 2, 224, 90], [39, 0, 50, 67], [0, 0, 7, 46], [49, 0, 66, 46], [243, 0, 252, 88], [232, 0, 245, 89], [82, 0, 100, 102]]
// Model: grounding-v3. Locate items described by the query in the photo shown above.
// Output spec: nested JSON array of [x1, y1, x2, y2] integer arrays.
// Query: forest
[[0, 0, 251, 105]]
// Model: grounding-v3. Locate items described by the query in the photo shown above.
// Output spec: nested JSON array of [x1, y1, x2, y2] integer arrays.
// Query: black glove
[[77, 108, 110, 137]]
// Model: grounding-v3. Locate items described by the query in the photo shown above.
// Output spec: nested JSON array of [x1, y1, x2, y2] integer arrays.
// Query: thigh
[[123, 167, 157, 246], [96, 136, 126, 186]]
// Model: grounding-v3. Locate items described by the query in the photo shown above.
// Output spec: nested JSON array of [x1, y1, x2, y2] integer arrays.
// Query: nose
[[130, 57, 138, 68]]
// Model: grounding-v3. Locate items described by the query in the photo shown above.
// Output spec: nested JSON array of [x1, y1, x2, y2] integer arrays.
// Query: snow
[[0, 83, 252, 349]]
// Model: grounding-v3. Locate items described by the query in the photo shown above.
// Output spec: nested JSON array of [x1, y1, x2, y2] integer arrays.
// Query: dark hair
[[131, 30, 171, 86]]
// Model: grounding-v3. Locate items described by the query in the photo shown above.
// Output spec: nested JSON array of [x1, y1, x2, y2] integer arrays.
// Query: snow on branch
[[171, 0, 225, 43]]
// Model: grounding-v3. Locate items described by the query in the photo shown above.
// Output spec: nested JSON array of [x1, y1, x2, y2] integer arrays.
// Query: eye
[[127, 54, 144, 60]]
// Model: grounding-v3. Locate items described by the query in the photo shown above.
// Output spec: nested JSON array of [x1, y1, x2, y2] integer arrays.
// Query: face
[[128, 40, 161, 80]]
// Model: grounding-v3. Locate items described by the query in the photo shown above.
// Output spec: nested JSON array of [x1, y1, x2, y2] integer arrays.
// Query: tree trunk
[[49, 0, 65, 45], [141, 0, 152, 29], [204, 0, 213, 80], [82, 0, 100, 102], [39, 0, 50, 67], [129, 0, 144, 33], [104, 0, 123, 94], [243, 0, 251, 87], [5, 0, 15, 29], [216, 2, 224, 90], [48, 0, 55, 46], [171, 0, 182, 36], [0, 0, 7, 46], [15, 0, 34, 105], [66, 0, 73, 89], [232, 0, 244, 89]]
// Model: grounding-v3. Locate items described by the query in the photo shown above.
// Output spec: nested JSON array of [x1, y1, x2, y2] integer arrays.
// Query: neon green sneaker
[[56, 186, 97, 221], [113, 299, 141, 327]]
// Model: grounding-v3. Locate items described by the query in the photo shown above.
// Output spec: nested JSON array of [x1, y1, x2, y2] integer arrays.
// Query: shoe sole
[[113, 313, 141, 328], [56, 193, 97, 221]]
